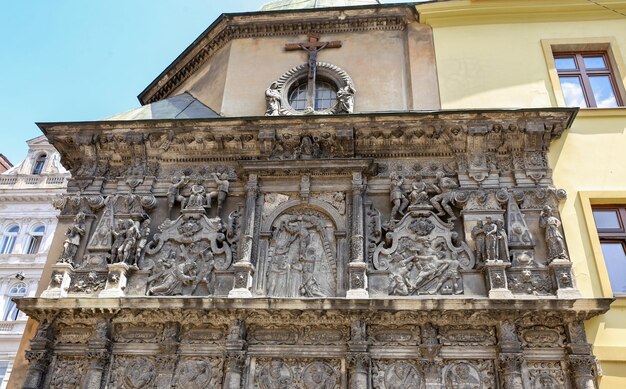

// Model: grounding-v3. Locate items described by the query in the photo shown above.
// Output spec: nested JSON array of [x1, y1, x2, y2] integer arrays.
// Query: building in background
[[8, 0, 626, 388], [0, 156, 11, 174], [0, 136, 68, 388]]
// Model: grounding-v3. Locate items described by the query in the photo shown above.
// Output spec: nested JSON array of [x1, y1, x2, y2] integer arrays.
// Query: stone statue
[[186, 184, 206, 209], [496, 219, 510, 262], [265, 82, 282, 116], [540, 205, 569, 262], [206, 173, 229, 214], [134, 218, 151, 265], [110, 220, 127, 263], [336, 83, 355, 114], [430, 171, 459, 220], [299, 248, 325, 297], [471, 220, 486, 265], [167, 175, 189, 214], [408, 175, 429, 206], [120, 219, 141, 265], [484, 217, 499, 262], [59, 212, 86, 265], [390, 172, 409, 220]]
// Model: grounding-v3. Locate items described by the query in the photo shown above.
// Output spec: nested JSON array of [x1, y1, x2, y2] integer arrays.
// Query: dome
[[260, 0, 381, 11]]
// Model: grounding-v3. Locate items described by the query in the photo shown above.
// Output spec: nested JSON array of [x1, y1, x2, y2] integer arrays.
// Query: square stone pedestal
[[99, 263, 133, 298], [550, 258, 582, 299], [228, 262, 255, 298], [346, 261, 369, 299], [484, 260, 513, 299], [40, 263, 74, 298]]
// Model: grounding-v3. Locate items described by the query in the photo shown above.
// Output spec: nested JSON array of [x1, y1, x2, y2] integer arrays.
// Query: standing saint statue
[[390, 172, 409, 220], [59, 212, 86, 266], [265, 82, 282, 116], [484, 217, 499, 262], [539, 205, 569, 262], [471, 220, 486, 265]]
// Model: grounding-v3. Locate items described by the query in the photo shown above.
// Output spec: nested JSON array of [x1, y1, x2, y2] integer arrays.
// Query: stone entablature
[[16, 298, 610, 389]]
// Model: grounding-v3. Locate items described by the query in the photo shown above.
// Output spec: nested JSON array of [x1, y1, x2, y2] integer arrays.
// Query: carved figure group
[[110, 218, 150, 266], [59, 212, 86, 266], [476, 217, 509, 263], [389, 238, 462, 296], [389, 172, 460, 222], [166, 174, 230, 217], [266, 214, 332, 298], [540, 205, 569, 262], [147, 248, 196, 296]]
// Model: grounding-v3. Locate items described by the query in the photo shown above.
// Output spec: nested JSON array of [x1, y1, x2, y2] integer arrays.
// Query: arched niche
[[254, 199, 347, 297]]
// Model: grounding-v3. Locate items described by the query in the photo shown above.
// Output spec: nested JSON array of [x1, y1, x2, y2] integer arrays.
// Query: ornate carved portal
[[21, 110, 608, 388], [259, 207, 340, 298]]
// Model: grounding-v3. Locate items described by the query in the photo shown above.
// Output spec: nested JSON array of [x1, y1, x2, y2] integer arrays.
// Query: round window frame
[[275, 62, 354, 115]]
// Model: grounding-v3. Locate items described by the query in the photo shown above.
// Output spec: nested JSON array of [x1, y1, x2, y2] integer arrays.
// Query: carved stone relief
[[373, 209, 473, 296], [109, 356, 157, 388], [372, 360, 423, 389], [173, 357, 224, 388], [262, 209, 338, 297], [48, 357, 89, 389], [254, 358, 341, 389]]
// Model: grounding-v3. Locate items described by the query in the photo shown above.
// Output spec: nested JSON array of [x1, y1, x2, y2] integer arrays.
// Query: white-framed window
[[32, 153, 47, 175], [3, 282, 27, 321], [25, 225, 45, 254], [0, 225, 19, 255]]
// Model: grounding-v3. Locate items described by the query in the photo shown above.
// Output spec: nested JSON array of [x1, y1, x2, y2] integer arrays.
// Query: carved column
[[422, 360, 444, 389], [83, 321, 111, 389], [347, 319, 369, 388], [154, 322, 179, 388], [224, 319, 247, 389], [498, 354, 524, 389], [347, 172, 368, 298], [22, 321, 54, 389], [347, 353, 369, 389], [229, 174, 258, 298], [224, 351, 246, 389], [568, 355, 598, 389]]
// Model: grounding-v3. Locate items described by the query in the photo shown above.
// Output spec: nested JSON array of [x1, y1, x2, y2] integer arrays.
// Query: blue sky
[[0, 1, 414, 165]]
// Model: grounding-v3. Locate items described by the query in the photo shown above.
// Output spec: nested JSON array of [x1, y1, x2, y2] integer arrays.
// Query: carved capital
[[346, 352, 370, 372], [24, 350, 51, 365]]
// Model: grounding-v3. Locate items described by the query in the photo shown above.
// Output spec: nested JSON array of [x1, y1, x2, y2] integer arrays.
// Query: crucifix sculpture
[[285, 33, 342, 110]]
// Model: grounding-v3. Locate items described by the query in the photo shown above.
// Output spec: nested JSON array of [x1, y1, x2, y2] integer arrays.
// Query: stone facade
[[15, 110, 610, 388]]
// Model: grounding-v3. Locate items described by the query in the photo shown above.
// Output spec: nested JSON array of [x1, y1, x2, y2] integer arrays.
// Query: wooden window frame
[[555, 51, 623, 108], [592, 205, 626, 296]]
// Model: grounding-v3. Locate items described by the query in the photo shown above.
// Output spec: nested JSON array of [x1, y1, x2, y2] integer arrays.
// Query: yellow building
[[416, 0, 626, 386]]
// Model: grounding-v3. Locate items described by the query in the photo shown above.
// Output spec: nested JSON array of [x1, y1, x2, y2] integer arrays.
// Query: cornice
[[37, 108, 577, 177], [416, 0, 626, 27], [16, 297, 613, 323], [138, 5, 414, 105]]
